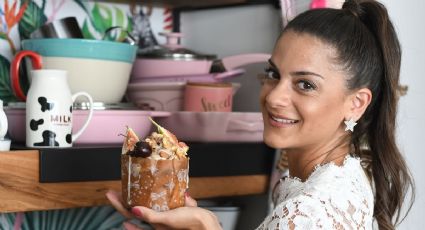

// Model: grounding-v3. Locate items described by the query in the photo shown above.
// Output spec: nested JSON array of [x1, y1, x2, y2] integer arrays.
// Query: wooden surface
[[0, 150, 268, 213]]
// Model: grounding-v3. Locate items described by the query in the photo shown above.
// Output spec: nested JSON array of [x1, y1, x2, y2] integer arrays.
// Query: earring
[[344, 118, 357, 132]]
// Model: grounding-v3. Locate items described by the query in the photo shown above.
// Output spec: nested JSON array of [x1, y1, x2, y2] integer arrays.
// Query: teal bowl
[[20, 39, 137, 103]]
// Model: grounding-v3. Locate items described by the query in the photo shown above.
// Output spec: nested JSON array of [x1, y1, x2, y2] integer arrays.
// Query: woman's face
[[260, 31, 351, 150]]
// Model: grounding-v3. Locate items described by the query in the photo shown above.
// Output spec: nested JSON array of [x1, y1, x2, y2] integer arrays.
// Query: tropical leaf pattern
[[0, 206, 126, 230], [0, 55, 17, 102], [81, 2, 133, 40], [18, 0, 47, 40]]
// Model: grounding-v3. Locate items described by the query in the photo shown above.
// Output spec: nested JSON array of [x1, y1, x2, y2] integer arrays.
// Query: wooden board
[[0, 150, 268, 213]]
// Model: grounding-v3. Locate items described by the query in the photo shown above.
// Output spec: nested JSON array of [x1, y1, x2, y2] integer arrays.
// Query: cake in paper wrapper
[[121, 118, 189, 211]]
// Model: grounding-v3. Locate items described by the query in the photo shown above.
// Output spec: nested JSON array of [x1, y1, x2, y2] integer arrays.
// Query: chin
[[263, 132, 285, 149]]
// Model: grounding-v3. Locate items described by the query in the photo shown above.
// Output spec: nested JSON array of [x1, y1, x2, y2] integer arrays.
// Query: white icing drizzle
[[127, 157, 132, 205]]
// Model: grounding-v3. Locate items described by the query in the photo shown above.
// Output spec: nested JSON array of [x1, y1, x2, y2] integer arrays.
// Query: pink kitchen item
[[126, 82, 241, 112], [131, 32, 270, 80], [184, 82, 233, 112], [4, 105, 170, 145], [156, 111, 264, 142], [131, 69, 245, 83], [127, 82, 185, 112]]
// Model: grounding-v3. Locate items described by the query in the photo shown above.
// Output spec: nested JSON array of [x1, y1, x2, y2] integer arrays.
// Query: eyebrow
[[268, 59, 324, 80]]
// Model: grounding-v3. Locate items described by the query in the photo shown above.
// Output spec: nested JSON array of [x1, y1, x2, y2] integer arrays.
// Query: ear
[[345, 88, 372, 121]]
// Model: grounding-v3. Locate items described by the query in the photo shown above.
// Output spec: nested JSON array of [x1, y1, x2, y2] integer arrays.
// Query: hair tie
[[342, 0, 362, 18]]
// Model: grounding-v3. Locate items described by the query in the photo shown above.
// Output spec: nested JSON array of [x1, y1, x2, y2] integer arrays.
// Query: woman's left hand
[[106, 190, 222, 230]]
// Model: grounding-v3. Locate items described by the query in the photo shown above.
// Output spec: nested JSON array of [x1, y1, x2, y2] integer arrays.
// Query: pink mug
[[184, 82, 233, 112]]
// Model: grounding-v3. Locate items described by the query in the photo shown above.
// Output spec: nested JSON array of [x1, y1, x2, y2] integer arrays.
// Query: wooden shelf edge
[[0, 150, 269, 213]]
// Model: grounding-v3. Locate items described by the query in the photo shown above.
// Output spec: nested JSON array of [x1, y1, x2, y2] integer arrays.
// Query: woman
[[107, 0, 414, 229]]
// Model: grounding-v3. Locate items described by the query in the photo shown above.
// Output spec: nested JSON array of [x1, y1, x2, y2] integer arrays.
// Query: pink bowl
[[5, 109, 170, 145], [126, 82, 241, 112], [156, 111, 264, 142]]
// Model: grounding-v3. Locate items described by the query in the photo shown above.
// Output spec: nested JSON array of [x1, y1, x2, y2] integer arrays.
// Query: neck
[[286, 139, 350, 181]]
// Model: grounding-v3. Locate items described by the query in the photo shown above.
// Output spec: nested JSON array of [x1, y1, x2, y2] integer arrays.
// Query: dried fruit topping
[[149, 117, 179, 145], [129, 141, 152, 158]]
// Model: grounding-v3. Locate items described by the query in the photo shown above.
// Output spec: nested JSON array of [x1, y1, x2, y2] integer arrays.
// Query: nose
[[265, 80, 292, 109]]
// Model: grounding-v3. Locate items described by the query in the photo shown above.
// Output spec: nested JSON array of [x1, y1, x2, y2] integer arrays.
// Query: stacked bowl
[[127, 33, 270, 111], [21, 38, 138, 103]]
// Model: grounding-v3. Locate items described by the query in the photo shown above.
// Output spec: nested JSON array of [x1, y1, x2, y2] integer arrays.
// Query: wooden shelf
[[0, 150, 269, 213]]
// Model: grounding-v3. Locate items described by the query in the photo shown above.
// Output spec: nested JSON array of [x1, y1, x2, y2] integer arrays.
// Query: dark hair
[[282, 0, 414, 229]]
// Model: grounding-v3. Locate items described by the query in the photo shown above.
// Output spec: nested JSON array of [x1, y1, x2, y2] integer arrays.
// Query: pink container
[[184, 82, 233, 112], [156, 111, 264, 142], [4, 108, 170, 145]]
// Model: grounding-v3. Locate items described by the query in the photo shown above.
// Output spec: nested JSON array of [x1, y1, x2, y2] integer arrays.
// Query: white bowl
[[22, 39, 137, 103]]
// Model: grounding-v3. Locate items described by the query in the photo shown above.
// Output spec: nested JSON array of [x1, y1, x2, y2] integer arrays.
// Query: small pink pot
[[184, 82, 233, 112]]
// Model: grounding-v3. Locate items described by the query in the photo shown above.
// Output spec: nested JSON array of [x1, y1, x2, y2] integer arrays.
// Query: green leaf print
[[18, 1, 47, 40], [0, 55, 17, 102], [82, 20, 95, 39], [73, 0, 90, 16], [91, 3, 113, 34], [81, 3, 133, 40]]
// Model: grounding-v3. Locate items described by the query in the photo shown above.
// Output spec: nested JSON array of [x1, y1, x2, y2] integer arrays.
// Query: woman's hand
[[106, 190, 222, 230]]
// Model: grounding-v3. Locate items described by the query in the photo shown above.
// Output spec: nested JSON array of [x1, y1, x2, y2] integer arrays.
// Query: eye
[[296, 80, 317, 91], [264, 67, 280, 80]]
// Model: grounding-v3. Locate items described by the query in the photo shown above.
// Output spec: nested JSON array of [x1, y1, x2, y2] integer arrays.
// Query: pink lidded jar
[[184, 82, 233, 112]]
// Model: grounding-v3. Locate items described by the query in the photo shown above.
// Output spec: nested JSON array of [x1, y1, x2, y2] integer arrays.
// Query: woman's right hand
[[106, 190, 222, 230]]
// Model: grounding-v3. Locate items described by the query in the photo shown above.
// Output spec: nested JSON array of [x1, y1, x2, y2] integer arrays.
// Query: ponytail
[[350, 1, 415, 228]]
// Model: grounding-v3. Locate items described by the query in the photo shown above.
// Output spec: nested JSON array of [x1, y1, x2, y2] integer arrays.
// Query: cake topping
[[123, 118, 188, 160], [129, 141, 152, 158]]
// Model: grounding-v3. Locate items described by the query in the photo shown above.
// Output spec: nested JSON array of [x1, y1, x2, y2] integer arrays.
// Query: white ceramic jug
[[11, 51, 94, 148], [25, 69, 94, 147]]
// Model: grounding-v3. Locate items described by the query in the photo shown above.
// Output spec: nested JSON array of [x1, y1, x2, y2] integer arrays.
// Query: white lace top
[[256, 156, 374, 230]]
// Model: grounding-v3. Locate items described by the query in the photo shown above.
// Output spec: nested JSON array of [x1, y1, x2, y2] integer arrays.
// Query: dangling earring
[[344, 118, 357, 132]]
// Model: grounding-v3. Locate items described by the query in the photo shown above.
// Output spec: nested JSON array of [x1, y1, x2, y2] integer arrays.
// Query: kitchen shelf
[[0, 145, 273, 213]]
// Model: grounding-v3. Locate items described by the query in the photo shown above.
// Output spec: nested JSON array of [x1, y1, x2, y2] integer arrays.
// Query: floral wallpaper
[[0, 0, 166, 103]]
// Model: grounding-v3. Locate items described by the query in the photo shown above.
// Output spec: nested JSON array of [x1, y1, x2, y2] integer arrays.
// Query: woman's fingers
[[105, 190, 134, 219], [185, 192, 198, 207], [132, 206, 165, 224]]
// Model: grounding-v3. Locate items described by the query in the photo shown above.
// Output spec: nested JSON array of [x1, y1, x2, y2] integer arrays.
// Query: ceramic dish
[[4, 108, 170, 145], [21, 38, 137, 103], [130, 69, 245, 83], [126, 82, 241, 112], [156, 111, 263, 142]]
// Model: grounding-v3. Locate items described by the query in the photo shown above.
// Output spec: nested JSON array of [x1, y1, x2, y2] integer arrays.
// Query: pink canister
[[184, 82, 233, 112]]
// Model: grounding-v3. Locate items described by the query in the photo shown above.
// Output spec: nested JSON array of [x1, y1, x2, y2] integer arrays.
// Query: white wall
[[381, 0, 425, 229]]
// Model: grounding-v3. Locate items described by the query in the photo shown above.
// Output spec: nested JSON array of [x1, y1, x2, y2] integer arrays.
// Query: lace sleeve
[[257, 194, 327, 230], [258, 193, 372, 229]]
